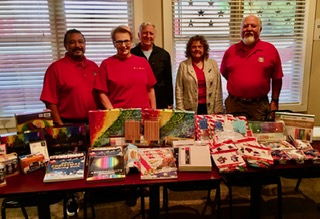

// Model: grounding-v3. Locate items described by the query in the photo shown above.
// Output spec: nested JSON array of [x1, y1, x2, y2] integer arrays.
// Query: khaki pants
[[225, 95, 270, 121]]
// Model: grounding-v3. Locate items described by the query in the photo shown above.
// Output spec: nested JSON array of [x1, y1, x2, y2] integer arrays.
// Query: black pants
[[61, 117, 88, 124], [197, 103, 208, 115]]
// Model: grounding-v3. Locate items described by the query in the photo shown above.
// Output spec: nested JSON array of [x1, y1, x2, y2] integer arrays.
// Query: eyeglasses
[[114, 40, 132, 46]]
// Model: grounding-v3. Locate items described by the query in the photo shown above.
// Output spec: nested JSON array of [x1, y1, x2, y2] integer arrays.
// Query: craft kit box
[[15, 110, 53, 133], [248, 121, 286, 142], [0, 131, 45, 156], [89, 109, 142, 147], [43, 153, 85, 183], [275, 112, 315, 142], [142, 109, 195, 143], [19, 153, 46, 174], [139, 148, 177, 180], [195, 114, 248, 141], [0, 153, 19, 176], [86, 146, 125, 182], [44, 124, 87, 155], [178, 145, 212, 172]]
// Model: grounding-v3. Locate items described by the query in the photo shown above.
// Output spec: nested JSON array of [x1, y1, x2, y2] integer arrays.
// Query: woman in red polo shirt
[[94, 25, 156, 110]]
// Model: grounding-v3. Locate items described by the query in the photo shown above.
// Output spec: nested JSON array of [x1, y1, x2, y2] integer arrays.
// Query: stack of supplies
[[211, 140, 246, 173]]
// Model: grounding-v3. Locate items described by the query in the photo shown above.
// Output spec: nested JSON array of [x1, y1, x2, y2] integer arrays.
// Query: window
[[0, 0, 133, 117], [169, 0, 315, 111]]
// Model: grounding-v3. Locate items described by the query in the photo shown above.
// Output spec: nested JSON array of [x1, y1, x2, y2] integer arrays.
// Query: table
[[1, 142, 320, 219], [0, 167, 222, 219], [222, 141, 320, 219]]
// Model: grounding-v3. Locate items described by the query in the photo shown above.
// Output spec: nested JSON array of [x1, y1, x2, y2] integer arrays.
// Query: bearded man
[[220, 14, 283, 121]]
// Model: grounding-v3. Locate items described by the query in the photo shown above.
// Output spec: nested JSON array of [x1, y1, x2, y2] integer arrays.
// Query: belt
[[229, 94, 268, 104], [61, 117, 88, 124]]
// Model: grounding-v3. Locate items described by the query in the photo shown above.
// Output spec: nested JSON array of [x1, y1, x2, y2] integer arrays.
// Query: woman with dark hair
[[175, 35, 223, 115]]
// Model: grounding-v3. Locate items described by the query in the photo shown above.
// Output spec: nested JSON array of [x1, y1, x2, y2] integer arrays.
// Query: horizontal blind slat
[[0, 0, 133, 117], [172, 0, 307, 105]]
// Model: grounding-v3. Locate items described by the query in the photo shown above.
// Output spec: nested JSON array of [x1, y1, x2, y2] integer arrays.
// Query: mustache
[[72, 48, 83, 52], [244, 31, 254, 37]]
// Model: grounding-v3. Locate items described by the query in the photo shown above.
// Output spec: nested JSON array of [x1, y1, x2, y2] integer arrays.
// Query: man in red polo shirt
[[40, 29, 99, 125], [220, 15, 283, 121], [40, 29, 99, 216]]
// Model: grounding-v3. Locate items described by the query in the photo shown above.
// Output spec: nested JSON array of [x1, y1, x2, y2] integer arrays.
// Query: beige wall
[[133, 0, 163, 46], [308, 1, 320, 125]]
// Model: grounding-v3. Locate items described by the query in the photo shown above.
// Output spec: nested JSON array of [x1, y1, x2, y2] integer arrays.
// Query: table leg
[[250, 183, 262, 219], [149, 185, 160, 219], [37, 203, 51, 219]]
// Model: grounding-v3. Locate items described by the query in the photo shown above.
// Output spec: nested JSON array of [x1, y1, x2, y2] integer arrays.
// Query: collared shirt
[[220, 39, 283, 99], [40, 53, 99, 120], [94, 54, 156, 109]]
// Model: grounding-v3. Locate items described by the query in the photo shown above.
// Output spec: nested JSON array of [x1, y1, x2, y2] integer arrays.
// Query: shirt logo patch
[[133, 67, 145, 70], [258, 57, 264, 62]]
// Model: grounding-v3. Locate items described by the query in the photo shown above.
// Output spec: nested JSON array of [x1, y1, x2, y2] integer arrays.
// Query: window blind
[[172, 0, 307, 104], [0, 0, 133, 117]]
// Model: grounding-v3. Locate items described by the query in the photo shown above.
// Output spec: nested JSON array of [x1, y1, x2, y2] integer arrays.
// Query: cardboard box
[[15, 110, 53, 133], [29, 140, 50, 162], [0, 131, 45, 156], [139, 148, 177, 180], [45, 124, 87, 155], [275, 112, 315, 142], [0, 153, 19, 176], [19, 153, 46, 174], [248, 121, 286, 142], [178, 146, 212, 172]]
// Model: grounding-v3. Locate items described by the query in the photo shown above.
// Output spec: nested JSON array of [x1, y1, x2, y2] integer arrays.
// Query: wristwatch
[[271, 98, 279, 103]]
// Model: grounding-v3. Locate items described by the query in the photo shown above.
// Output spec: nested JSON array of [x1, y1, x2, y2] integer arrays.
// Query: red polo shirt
[[40, 53, 99, 120], [220, 39, 283, 99], [94, 55, 156, 109]]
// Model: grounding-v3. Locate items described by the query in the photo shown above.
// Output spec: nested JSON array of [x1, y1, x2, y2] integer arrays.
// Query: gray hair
[[139, 22, 156, 35]]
